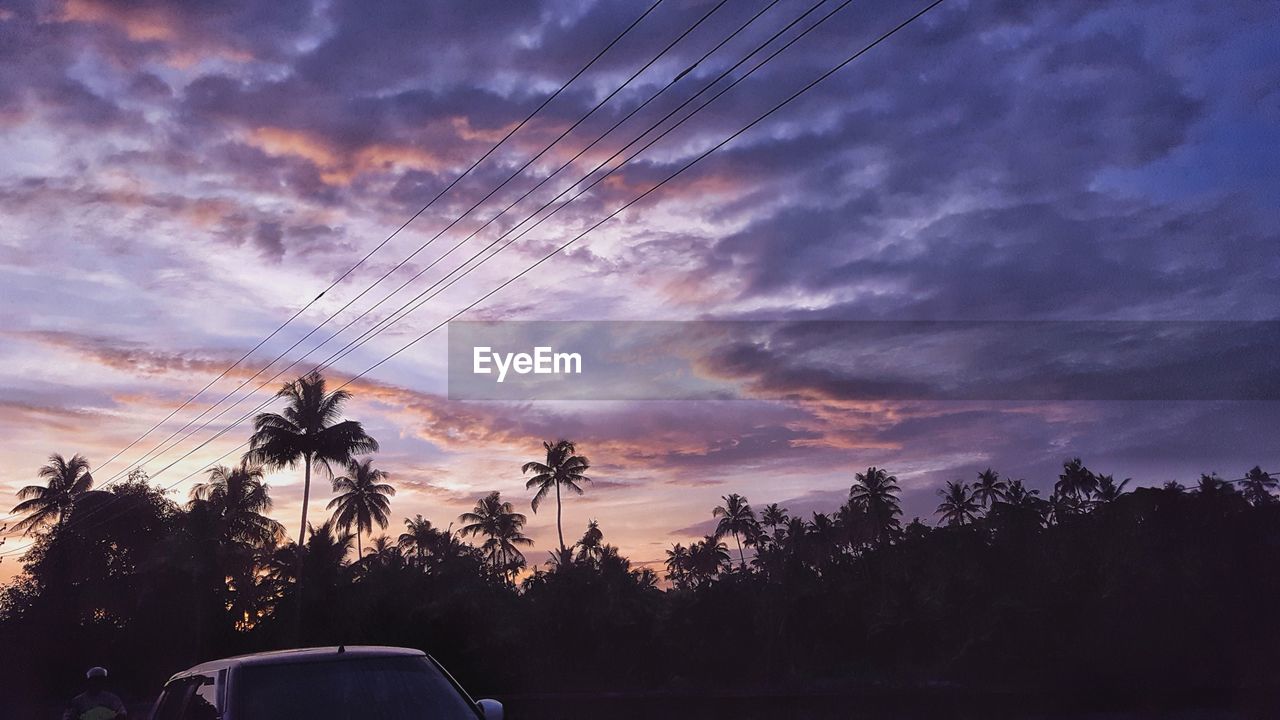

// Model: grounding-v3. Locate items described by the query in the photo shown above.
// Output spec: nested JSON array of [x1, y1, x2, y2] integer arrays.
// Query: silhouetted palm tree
[[1195, 473, 1235, 500], [363, 535, 402, 568], [189, 460, 284, 547], [686, 537, 731, 587], [1092, 474, 1131, 505], [11, 453, 94, 535], [1238, 466, 1277, 505], [713, 493, 757, 568], [575, 519, 604, 564], [1056, 458, 1097, 502], [523, 440, 590, 554], [972, 468, 1008, 508], [665, 543, 690, 588], [760, 503, 789, 540], [247, 371, 379, 548], [1002, 479, 1041, 509], [398, 514, 442, 569], [936, 481, 980, 527], [848, 466, 903, 543], [459, 491, 533, 582], [327, 457, 395, 560]]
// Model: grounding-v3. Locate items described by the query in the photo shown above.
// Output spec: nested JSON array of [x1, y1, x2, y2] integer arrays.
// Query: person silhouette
[[63, 667, 128, 720]]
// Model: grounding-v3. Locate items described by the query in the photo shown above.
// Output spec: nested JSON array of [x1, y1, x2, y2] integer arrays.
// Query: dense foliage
[[3, 378, 1278, 711]]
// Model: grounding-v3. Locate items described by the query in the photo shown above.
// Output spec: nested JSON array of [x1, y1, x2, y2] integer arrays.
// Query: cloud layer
[[2, 0, 1278, 573]]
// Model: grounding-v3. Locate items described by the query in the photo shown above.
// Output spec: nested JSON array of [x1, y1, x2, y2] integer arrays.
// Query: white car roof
[[167, 646, 426, 682]]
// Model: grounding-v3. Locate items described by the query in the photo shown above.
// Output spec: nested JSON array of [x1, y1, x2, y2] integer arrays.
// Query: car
[[149, 645, 503, 720]]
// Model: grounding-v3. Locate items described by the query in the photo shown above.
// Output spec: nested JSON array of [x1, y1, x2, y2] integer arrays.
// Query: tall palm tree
[[247, 371, 379, 549], [459, 491, 533, 582], [936, 481, 980, 527], [522, 440, 590, 554], [972, 468, 1008, 508], [189, 460, 284, 547], [1238, 466, 1277, 505], [11, 453, 94, 535], [327, 458, 395, 561], [848, 466, 903, 544], [713, 493, 757, 568]]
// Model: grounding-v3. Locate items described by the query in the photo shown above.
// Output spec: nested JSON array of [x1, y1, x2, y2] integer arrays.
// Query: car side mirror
[[476, 699, 503, 720]]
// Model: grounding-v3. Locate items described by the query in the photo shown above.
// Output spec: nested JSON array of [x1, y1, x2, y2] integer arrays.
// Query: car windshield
[[234, 656, 477, 720]]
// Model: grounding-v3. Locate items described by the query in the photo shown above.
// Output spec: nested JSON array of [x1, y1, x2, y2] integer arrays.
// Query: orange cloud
[[245, 127, 451, 185]]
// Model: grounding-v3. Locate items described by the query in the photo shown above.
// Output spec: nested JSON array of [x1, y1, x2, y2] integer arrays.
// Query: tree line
[[2, 370, 1279, 710]]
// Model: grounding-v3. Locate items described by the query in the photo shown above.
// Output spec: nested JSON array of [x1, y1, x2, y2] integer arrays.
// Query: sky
[[1, 0, 1278, 579]]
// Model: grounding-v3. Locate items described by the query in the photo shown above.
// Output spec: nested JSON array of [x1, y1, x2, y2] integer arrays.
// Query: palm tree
[[1238, 466, 1277, 505], [1092, 474, 1131, 505], [1195, 473, 1235, 500], [459, 491, 533, 582], [398, 514, 442, 569], [713, 493, 757, 568], [760, 503, 789, 540], [189, 460, 284, 547], [363, 535, 402, 568], [686, 537, 731, 587], [522, 440, 590, 554], [246, 370, 379, 549], [327, 457, 395, 560], [848, 466, 903, 543], [11, 453, 94, 535], [936, 481, 980, 527], [1056, 458, 1097, 502], [575, 519, 605, 565], [665, 543, 690, 588], [1002, 479, 1041, 509], [972, 468, 1008, 508]]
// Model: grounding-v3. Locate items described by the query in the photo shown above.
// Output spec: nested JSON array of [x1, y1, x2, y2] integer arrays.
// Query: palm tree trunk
[[735, 532, 745, 569], [299, 454, 312, 546], [294, 453, 312, 643], [555, 480, 565, 553], [356, 531, 362, 562]]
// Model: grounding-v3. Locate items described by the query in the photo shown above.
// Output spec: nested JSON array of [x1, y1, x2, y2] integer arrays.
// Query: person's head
[[85, 666, 108, 692]]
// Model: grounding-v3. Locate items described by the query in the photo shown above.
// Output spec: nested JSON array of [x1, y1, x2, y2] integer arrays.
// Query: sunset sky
[[2, 0, 1278, 579]]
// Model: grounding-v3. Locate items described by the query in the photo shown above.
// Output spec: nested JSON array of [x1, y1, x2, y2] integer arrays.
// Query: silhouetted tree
[[459, 492, 532, 584], [847, 466, 903, 544], [972, 467, 1008, 508], [11, 453, 94, 535], [575, 519, 604, 565], [1056, 457, 1097, 502], [1092, 474, 1130, 505], [936, 481, 980, 527], [1239, 466, 1277, 505], [247, 371, 379, 548], [713, 493, 757, 568], [327, 457, 395, 560], [523, 440, 590, 554]]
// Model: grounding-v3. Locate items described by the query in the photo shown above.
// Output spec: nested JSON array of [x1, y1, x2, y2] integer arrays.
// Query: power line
[[87, 0, 836, 503], [83, 0, 722, 495], [2, 0, 949, 559], [4, 0, 849, 552], [0, 0, 750, 549], [29, 0, 667, 508]]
